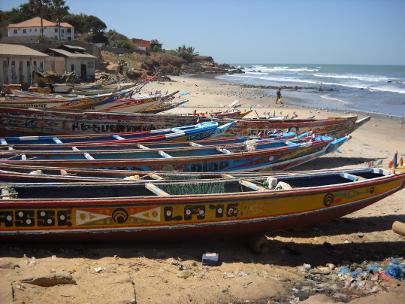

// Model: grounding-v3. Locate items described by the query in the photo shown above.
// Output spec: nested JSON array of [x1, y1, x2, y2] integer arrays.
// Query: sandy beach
[[0, 75, 404, 304]]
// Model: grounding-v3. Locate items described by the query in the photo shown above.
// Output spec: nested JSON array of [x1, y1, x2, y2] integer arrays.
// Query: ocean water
[[217, 64, 405, 117]]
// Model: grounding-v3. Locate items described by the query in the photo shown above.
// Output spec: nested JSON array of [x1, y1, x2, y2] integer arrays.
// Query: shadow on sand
[[1, 215, 403, 267]]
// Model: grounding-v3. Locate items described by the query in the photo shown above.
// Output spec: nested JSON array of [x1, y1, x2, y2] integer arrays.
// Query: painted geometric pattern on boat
[[0, 179, 401, 233]]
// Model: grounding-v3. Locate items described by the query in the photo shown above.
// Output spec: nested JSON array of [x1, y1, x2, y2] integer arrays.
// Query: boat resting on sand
[[0, 168, 403, 240], [0, 129, 304, 152], [1, 87, 135, 111], [0, 121, 232, 147], [0, 107, 369, 136], [95, 91, 179, 112], [0, 135, 350, 171], [0, 163, 385, 184], [225, 116, 371, 138]]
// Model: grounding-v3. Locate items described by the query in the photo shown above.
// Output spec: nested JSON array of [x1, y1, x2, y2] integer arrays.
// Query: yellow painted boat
[[0, 168, 403, 240]]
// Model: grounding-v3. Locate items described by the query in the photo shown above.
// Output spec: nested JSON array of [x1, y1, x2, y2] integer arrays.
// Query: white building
[[7, 17, 74, 41], [0, 43, 48, 85], [47, 45, 96, 81]]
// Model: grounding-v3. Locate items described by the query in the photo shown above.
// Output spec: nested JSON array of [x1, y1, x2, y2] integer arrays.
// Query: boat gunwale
[[1, 171, 403, 206], [1, 140, 331, 164]]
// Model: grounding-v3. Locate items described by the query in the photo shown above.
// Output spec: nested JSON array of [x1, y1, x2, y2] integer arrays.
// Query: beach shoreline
[[1, 75, 404, 304]]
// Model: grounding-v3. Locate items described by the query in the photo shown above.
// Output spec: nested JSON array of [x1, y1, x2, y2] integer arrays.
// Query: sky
[[1, 0, 405, 65]]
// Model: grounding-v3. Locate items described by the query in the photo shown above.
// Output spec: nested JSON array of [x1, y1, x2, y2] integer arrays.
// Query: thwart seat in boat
[[0, 168, 403, 240]]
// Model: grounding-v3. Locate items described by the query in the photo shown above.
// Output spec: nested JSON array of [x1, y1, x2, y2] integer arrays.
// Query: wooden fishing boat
[[139, 99, 188, 114], [0, 168, 403, 240], [225, 116, 371, 138], [10, 83, 135, 99], [0, 162, 366, 183], [95, 91, 179, 112], [0, 130, 308, 152], [0, 163, 266, 183], [0, 135, 350, 171], [0, 132, 250, 152], [1, 87, 135, 111], [0, 121, 227, 148], [0, 106, 369, 136], [0, 107, 205, 135], [209, 109, 252, 119]]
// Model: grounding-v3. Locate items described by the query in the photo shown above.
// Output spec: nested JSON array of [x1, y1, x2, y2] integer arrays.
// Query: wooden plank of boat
[[223, 115, 370, 138], [0, 136, 349, 172], [0, 169, 403, 240], [96, 91, 179, 112], [0, 121, 220, 147], [0, 106, 368, 137], [2, 86, 136, 111], [0, 164, 388, 184], [0, 135, 251, 152]]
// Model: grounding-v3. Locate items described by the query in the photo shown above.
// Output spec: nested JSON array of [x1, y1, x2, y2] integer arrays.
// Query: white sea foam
[[244, 71, 268, 76], [246, 65, 320, 73], [320, 94, 349, 104], [220, 73, 405, 95], [313, 73, 391, 82], [368, 86, 405, 94]]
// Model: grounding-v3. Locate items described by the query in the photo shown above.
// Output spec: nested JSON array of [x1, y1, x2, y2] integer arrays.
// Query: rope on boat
[[159, 182, 225, 195], [1, 186, 18, 199], [263, 177, 292, 190]]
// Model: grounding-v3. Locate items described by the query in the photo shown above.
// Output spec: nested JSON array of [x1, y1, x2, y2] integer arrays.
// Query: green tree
[[86, 15, 107, 33], [149, 39, 162, 52], [27, 0, 51, 37], [176, 45, 199, 62], [50, 0, 69, 40]]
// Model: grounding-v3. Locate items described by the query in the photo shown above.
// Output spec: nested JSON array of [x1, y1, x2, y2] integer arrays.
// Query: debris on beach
[[292, 257, 405, 301]]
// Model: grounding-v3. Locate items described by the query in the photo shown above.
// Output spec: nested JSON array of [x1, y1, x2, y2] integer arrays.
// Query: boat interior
[[2, 137, 318, 161], [0, 137, 250, 152], [0, 169, 389, 200], [0, 123, 213, 145]]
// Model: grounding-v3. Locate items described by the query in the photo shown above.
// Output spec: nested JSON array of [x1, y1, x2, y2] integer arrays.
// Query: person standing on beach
[[275, 87, 283, 104]]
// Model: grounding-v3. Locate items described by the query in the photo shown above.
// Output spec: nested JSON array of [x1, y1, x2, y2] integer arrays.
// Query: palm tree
[[50, 0, 69, 40], [28, 0, 51, 37]]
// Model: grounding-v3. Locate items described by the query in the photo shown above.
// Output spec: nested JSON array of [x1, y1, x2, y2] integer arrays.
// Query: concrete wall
[[0, 55, 46, 85], [65, 57, 96, 81], [8, 26, 74, 40], [44, 56, 65, 74]]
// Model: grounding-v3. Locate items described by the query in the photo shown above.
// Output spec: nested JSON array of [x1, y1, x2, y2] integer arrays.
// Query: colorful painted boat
[[0, 121, 226, 148], [95, 91, 179, 112], [0, 168, 403, 240], [209, 109, 252, 119], [0, 130, 309, 152], [139, 99, 188, 114], [0, 106, 369, 136], [1, 87, 135, 111], [224, 116, 371, 138], [0, 135, 350, 171], [0, 163, 367, 184], [0, 107, 203, 135]]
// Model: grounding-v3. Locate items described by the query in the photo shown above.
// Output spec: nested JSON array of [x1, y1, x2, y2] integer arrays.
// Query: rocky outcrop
[[101, 50, 243, 80]]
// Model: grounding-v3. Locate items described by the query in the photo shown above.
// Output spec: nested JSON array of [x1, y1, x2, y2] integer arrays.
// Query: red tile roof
[[132, 38, 151, 48], [8, 17, 73, 28]]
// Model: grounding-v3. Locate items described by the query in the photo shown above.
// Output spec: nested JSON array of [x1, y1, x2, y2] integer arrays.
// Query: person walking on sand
[[275, 87, 283, 105], [275, 87, 283, 104]]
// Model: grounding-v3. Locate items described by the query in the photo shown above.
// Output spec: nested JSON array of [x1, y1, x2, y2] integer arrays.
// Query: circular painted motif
[[112, 208, 129, 224], [323, 193, 334, 207]]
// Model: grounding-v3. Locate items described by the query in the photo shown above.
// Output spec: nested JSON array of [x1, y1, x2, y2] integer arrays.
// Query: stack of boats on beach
[[0, 80, 184, 113], [0, 81, 404, 242]]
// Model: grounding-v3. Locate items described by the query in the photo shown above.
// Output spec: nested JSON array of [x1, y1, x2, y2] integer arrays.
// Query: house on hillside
[[46, 45, 96, 81], [0, 43, 48, 85], [132, 38, 151, 51], [7, 17, 74, 41]]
